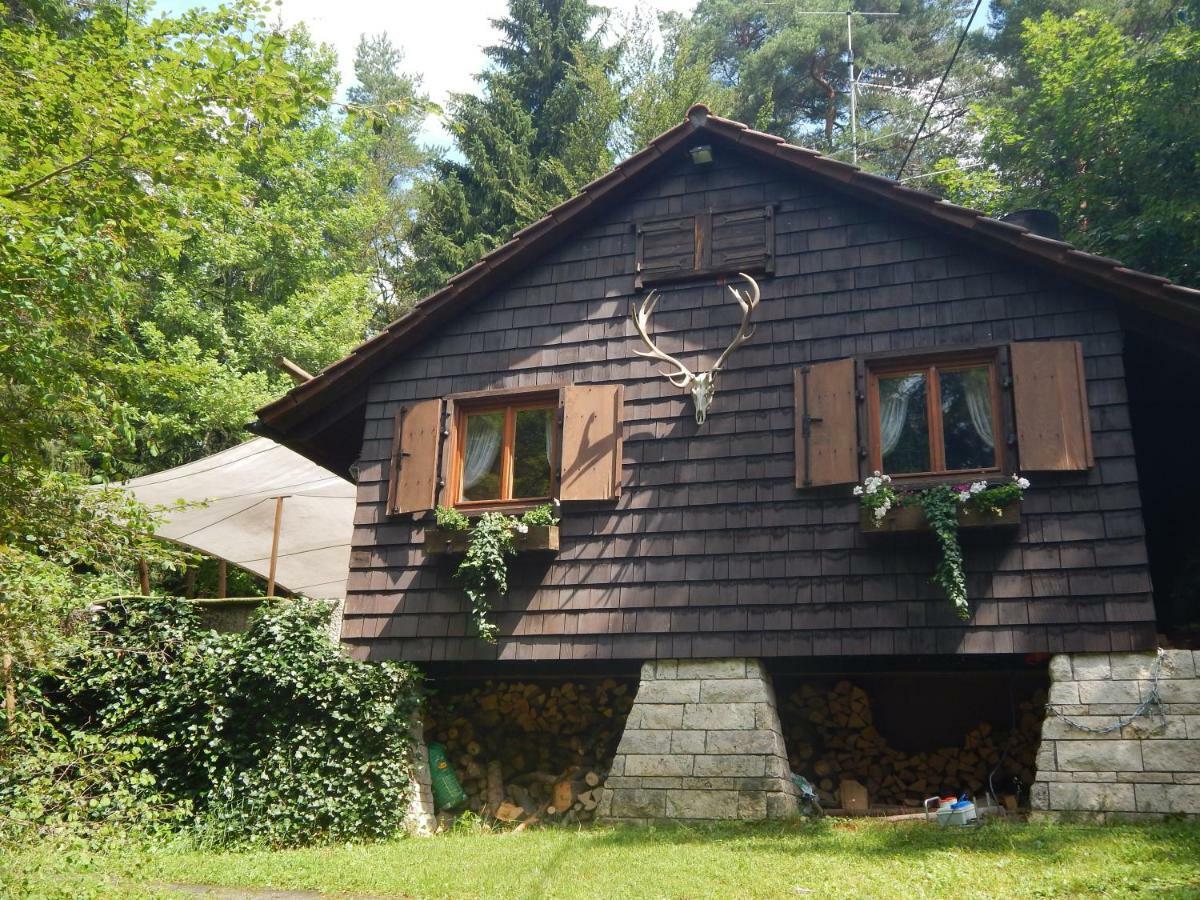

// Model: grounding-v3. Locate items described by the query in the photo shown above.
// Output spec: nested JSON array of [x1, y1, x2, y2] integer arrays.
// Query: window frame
[[865, 350, 1005, 480], [448, 390, 560, 512]]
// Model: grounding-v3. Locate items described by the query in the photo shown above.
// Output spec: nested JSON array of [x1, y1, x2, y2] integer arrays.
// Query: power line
[[894, 0, 985, 180]]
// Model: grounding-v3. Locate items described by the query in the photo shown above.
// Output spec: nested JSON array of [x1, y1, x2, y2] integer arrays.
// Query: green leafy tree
[[401, 0, 621, 298], [939, 10, 1200, 285]]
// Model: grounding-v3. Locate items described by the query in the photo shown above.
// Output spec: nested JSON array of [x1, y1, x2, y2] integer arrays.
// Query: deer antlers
[[631, 272, 761, 425]]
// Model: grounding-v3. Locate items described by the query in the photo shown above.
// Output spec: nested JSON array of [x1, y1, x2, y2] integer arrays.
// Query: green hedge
[[1, 597, 422, 847]]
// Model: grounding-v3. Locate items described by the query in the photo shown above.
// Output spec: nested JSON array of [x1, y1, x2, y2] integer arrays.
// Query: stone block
[[633, 705, 684, 730], [1035, 740, 1056, 773], [765, 755, 791, 778], [609, 788, 666, 819], [1078, 680, 1141, 705], [1072, 654, 1111, 681], [1031, 782, 1050, 810], [1071, 771, 1117, 783], [737, 791, 768, 820], [1056, 740, 1143, 772], [1042, 717, 1122, 740], [636, 679, 702, 704], [1175, 772, 1200, 784], [624, 754, 695, 777], [640, 777, 686, 790], [693, 755, 768, 777], [670, 730, 707, 754], [1135, 783, 1200, 814], [1163, 650, 1197, 679], [755, 703, 783, 730], [1122, 718, 1185, 740], [700, 679, 770, 703], [1156, 680, 1200, 703], [602, 776, 641, 789], [1049, 654, 1073, 682], [766, 791, 800, 819], [665, 790, 739, 819], [705, 729, 785, 756], [683, 702, 755, 730], [618, 729, 674, 755], [652, 660, 679, 680], [1117, 771, 1174, 783], [1048, 682, 1080, 705], [1185, 716, 1200, 740], [675, 659, 746, 679], [608, 755, 625, 777], [1110, 653, 1158, 681], [1048, 782, 1136, 812], [1142, 739, 1200, 772]]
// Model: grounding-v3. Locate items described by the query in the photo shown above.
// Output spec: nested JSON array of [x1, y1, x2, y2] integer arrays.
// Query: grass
[[4, 819, 1200, 899]]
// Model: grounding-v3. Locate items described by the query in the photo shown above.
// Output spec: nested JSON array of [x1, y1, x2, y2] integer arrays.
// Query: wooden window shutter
[[710, 205, 775, 274], [794, 360, 859, 487], [387, 398, 443, 515], [559, 384, 623, 501], [636, 215, 697, 287], [1010, 340, 1094, 471]]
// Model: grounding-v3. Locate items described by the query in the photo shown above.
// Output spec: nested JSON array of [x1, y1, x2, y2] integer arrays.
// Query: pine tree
[[400, 0, 619, 298]]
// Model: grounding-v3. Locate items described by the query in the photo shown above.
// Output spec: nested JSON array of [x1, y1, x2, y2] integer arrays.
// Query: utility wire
[[894, 0, 985, 180]]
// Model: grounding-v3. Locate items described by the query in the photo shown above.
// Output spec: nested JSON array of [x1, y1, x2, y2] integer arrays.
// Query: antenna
[[787, 9, 900, 164]]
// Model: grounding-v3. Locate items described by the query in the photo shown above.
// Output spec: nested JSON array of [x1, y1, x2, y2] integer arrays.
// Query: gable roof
[[256, 104, 1200, 472]]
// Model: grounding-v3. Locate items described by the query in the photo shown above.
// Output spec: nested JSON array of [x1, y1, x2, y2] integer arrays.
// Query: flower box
[[424, 525, 560, 555], [861, 501, 1021, 534]]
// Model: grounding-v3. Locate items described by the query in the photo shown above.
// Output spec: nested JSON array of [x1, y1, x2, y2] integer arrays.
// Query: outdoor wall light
[[689, 144, 714, 165]]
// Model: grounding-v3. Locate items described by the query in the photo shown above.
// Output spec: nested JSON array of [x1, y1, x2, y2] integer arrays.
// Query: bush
[[1, 597, 422, 847]]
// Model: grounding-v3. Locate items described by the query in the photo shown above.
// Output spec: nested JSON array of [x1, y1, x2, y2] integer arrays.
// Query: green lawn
[[4, 819, 1200, 899]]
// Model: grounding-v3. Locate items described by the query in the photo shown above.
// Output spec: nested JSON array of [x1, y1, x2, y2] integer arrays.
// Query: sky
[[155, 0, 699, 148]]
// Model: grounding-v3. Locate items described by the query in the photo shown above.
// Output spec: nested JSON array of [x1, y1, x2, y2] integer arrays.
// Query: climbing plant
[[435, 504, 559, 642]]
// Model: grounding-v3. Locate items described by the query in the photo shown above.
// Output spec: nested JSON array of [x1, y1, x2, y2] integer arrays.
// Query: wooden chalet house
[[256, 107, 1200, 823]]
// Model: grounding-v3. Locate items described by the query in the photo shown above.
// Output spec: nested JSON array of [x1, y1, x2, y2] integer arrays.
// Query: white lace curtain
[[462, 415, 502, 490], [963, 369, 995, 449], [879, 374, 921, 456]]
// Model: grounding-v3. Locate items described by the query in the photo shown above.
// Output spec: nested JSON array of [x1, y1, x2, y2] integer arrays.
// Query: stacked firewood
[[783, 681, 1044, 808], [424, 678, 635, 825]]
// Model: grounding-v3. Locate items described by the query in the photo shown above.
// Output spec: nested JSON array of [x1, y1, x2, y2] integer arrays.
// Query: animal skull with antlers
[[631, 272, 761, 425]]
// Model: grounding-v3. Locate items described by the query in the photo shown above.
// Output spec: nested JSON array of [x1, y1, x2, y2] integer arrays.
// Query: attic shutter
[[710, 205, 775, 274], [560, 384, 623, 501], [1010, 340, 1093, 471], [636, 215, 697, 286], [387, 398, 443, 515], [794, 360, 859, 488]]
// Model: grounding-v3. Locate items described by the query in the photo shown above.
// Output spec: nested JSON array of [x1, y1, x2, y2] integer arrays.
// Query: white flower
[[958, 491, 971, 503], [873, 470, 882, 477], [970, 481, 987, 494], [874, 505, 887, 519], [865, 483, 877, 495], [853, 485, 864, 496], [514, 523, 529, 534], [881, 474, 892, 483], [1015, 476, 1030, 490]]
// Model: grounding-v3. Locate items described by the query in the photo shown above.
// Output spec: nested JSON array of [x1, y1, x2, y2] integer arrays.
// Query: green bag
[[427, 742, 467, 811]]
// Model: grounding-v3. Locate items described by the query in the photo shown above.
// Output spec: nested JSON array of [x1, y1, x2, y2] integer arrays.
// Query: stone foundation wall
[[1032, 650, 1200, 820], [597, 658, 798, 823]]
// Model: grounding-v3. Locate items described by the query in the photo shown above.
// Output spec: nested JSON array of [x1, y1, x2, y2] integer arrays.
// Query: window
[[635, 205, 775, 287], [867, 354, 1002, 478], [453, 399, 557, 507]]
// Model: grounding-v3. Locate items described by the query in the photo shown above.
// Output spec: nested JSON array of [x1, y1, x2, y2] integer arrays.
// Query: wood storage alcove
[[421, 662, 639, 825], [771, 657, 1049, 814]]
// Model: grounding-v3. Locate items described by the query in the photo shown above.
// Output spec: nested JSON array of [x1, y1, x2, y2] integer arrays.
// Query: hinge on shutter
[[798, 365, 822, 488]]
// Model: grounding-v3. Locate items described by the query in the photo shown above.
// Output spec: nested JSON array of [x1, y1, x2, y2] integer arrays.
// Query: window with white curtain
[[868, 354, 1002, 477], [456, 400, 555, 505]]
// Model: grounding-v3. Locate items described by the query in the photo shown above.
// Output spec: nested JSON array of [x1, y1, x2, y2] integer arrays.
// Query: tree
[[613, 10, 736, 158], [938, 10, 1199, 285], [400, 0, 621, 298], [689, 0, 988, 174]]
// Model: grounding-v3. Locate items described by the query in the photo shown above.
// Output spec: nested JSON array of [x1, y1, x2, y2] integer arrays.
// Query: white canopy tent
[[118, 437, 355, 600]]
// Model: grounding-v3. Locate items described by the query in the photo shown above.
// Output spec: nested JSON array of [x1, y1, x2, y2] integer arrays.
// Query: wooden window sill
[[424, 525, 560, 555], [860, 501, 1021, 534]]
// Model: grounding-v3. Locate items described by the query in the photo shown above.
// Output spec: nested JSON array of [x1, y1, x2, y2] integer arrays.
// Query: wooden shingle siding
[[346, 146, 1155, 662]]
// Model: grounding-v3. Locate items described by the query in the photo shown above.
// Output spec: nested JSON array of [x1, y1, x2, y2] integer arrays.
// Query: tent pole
[[217, 559, 227, 599], [267, 496, 285, 597], [138, 559, 150, 595]]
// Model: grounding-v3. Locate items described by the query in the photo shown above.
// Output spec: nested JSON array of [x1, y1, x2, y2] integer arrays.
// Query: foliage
[[854, 474, 1029, 618], [940, 9, 1200, 285], [435, 504, 559, 641], [400, 0, 620, 298], [6, 820, 1200, 899], [918, 484, 970, 619], [1, 597, 422, 848]]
